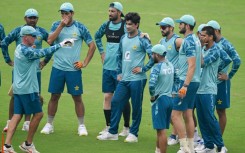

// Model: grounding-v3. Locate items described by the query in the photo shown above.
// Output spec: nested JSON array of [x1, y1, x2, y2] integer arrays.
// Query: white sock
[[188, 138, 194, 153]]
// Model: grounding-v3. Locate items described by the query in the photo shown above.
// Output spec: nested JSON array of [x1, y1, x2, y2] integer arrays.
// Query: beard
[[179, 27, 186, 34], [162, 30, 170, 37], [109, 15, 118, 21]]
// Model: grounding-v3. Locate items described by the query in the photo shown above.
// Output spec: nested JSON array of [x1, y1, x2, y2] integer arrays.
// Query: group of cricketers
[[0, 1, 241, 153]]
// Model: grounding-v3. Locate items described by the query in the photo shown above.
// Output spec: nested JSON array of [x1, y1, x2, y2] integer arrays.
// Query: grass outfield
[[0, 0, 245, 152]]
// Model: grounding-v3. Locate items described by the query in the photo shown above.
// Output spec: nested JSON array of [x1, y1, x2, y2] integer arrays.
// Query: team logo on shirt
[[132, 45, 137, 50], [73, 32, 77, 38], [167, 45, 172, 50], [74, 85, 79, 91], [217, 99, 222, 105], [36, 36, 42, 41]]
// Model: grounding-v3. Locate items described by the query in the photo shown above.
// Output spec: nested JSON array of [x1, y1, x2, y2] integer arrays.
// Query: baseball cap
[[109, 2, 124, 17], [59, 2, 74, 12], [20, 26, 38, 37], [156, 17, 175, 27], [197, 24, 207, 32], [25, 8, 38, 17], [175, 14, 195, 26], [207, 20, 221, 30], [152, 44, 167, 56]]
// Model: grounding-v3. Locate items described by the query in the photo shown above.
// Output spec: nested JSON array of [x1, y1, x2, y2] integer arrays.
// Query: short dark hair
[[125, 12, 140, 25], [202, 26, 216, 41]]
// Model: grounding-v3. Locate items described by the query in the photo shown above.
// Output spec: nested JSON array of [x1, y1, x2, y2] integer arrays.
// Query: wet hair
[[202, 26, 216, 41]]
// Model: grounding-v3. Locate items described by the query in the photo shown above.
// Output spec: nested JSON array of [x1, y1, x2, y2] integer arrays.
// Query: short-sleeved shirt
[[178, 33, 201, 82], [50, 21, 93, 71]]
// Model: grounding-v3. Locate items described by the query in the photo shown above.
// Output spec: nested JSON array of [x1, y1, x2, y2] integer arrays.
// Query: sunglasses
[[27, 16, 38, 19], [109, 3, 115, 7], [160, 26, 169, 30], [27, 34, 36, 38]]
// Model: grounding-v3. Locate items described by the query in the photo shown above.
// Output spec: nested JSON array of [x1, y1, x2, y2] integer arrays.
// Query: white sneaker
[[97, 132, 118, 140], [3, 145, 17, 153], [40, 123, 54, 134], [124, 133, 138, 143], [167, 135, 179, 145], [3, 120, 10, 132], [22, 121, 30, 131], [195, 139, 205, 152], [78, 124, 88, 136], [177, 147, 190, 153], [196, 147, 216, 153], [218, 146, 228, 153], [99, 126, 110, 135], [119, 126, 129, 137], [19, 142, 40, 153]]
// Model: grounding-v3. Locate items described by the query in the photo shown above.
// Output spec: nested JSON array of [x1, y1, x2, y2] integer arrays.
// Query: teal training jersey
[[50, 21, 93, 71], [13, 44, 61, 94], [197, 43, 231, 94], [178, 33, 201, 82], [95, 21, 126, 70], [117, 32, 154, 81], [1, 25, 50, 72], [159, 34, 180, 68], [149, 60, 174, 97]]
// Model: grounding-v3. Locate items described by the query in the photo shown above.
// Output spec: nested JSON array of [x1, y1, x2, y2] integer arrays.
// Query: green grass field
[[0, 0, 245, 152]]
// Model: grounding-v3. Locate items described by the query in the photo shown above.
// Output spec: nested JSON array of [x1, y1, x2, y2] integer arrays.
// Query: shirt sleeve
[[218, 49, 232, 72], [149, 64, 161, 97], [39, 27, 53, 63], [140, 37, 154, 73], [222, 40, 241, 79], [203, 49, 219, 66], [22, 44, 61, 60], [116, 36, 124, 75], [77, 22, 93, 45], [94, 21, 107, 54], [1, 27, 21, 63]]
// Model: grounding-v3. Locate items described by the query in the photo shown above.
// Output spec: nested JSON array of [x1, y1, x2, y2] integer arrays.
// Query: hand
[[150, 95, 159, 102], [61, 16, 70, 27], [74, 61, 83, 69], [218, 72, 229, 80], [60, 38, 75, 47], [140, 32, 151, 40], [132, 67, 142, 74], [39, 61, 47, 70], [101, 52, 105, 64], [117, 74, 122, 81], [178, 87, 187, 99], [7, 61, 14, 67]]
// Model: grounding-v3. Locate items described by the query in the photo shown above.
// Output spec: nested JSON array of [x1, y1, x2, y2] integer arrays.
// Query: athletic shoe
[[119, 126, 129, 137], [177, 147, 190, 153], [3, 120, 10, 132], [99, 126, 110, 135], [40, 123, 54, 134], [78, 124, 88, 136], [194, 138, 203, 148], [124, 133, 138, 143], [22, 121, 30, 131], [195, 139, 205, 152], [218, 146, 228, 153], [196, 147, 216, 153], [3, 145, 17, 153], [167, 134, 179, 145], [19, 142, 40, 153], [97, 132, 118, 140]]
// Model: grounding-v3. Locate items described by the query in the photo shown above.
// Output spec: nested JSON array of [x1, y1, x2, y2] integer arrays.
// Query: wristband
[[183, 84, 189, 87]]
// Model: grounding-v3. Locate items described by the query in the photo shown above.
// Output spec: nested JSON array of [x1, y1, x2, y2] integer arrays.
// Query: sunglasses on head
[[109, 3, 115, 7], [27, 16, 38, 19], [160, 26, 169, 30]]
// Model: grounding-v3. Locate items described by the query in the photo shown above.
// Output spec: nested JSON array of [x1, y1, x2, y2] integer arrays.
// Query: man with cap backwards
[[97, 12, 154, 143], [207, 20, 241, 151], [0, 23, 5, 87], [1, 8, 51, 132], [40, 2, 96, 136], [94, 2, 131, 137], [3, 25, 73, 153], [149, 44, 175, 153], [171, 14, 202, 153], [156, 17, 182, 147], [195, 26, 231, 153]]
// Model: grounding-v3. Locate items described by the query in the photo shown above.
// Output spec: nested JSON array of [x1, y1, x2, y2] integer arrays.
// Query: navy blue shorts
[[173, 80, 199, 111], [152, 95, 173, 130], [216, 80, 230, 109], [14, 93, 42, 115], [48, 67, 83, 95], [102, 69, 118, 93]]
